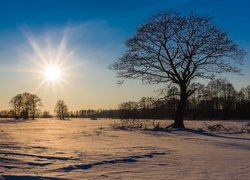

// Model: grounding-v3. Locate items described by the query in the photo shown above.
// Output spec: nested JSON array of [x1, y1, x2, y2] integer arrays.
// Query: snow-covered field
[[0, 118, 249, 179]]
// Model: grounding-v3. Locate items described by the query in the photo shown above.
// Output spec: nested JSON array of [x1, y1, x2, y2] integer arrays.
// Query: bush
[[241, 122, 250, 133], [110, 119, 165, 130]]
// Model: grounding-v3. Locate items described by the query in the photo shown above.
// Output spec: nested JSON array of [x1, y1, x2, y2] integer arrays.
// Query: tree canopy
[[9, 92, 42, 119], [54, 100, 68, 120]]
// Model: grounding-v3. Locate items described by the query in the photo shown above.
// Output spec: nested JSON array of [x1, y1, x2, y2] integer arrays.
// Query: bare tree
[[54, 100, 68, 120], [28, 94, 43, 120], [9, 92, 42, 119], [9, 94, 23, 119], [110, 10, 245, 128]]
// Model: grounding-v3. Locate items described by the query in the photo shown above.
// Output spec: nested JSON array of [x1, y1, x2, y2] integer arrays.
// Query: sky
[[0, 0, 250, 113]]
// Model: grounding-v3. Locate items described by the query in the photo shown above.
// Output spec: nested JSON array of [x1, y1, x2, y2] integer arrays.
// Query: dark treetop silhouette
[[110, 10, 245, 128]]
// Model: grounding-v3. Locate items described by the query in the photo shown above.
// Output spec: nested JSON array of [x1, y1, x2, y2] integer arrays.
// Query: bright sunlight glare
[[23, 31, 79, 95], [44, 65, 61, 81]]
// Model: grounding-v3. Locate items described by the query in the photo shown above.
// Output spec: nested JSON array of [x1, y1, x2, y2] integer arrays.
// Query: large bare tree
[[110, 10, 245, 128]]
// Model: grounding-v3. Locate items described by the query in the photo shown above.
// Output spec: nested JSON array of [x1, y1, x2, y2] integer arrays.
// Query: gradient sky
[[0, 0, 250, 112]]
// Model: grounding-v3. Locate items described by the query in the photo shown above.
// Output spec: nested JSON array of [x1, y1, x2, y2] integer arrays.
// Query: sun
[[44, 65, 61, 81], [24, 32, 79, 94]]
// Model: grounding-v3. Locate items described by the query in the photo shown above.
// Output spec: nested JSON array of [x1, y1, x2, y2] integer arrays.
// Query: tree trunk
[[32, 105, 35, 120], [173, 84, 188, 128]]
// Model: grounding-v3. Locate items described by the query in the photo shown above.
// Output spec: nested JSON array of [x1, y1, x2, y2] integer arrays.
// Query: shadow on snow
[[55, 151, 166, 172], [147, 128, 250, 141]]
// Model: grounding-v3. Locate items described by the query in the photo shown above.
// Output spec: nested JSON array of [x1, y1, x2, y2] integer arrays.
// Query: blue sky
[[0, 0, 249, 111]]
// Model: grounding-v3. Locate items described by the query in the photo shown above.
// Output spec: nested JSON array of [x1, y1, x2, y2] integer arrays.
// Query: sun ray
[[21, 29, 81, 99], [32, 79, 48, 93], [55, 34, 67, 65], [58, 47, 77, 68], [46, 38, 53, 65], [27, 37, 49, 66]]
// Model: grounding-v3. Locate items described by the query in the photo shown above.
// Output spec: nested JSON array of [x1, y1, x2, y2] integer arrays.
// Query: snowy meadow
[[0, 118, 249, 179]]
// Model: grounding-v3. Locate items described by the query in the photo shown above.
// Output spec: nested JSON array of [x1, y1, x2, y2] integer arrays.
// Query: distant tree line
[[1, 78, 249, 120], [65, 78, 250, 120], [186, 78, 250, 120], [115, 78, 250, 120], [0, 93, 67, 120], [66, 109, 120, 119], [0, 109, 53, 119]]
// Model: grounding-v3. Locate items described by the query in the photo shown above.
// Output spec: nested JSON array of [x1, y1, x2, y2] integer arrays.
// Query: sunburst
[[23, 30, 78, 96], [44, 65, 61, 81]]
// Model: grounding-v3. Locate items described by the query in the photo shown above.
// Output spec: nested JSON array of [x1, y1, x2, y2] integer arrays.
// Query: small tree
[[54, 100, 68, 120], [110, 10, 245, 128]]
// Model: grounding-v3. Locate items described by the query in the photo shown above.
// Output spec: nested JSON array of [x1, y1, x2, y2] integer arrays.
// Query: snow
[[0, 118, 249, 179]]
